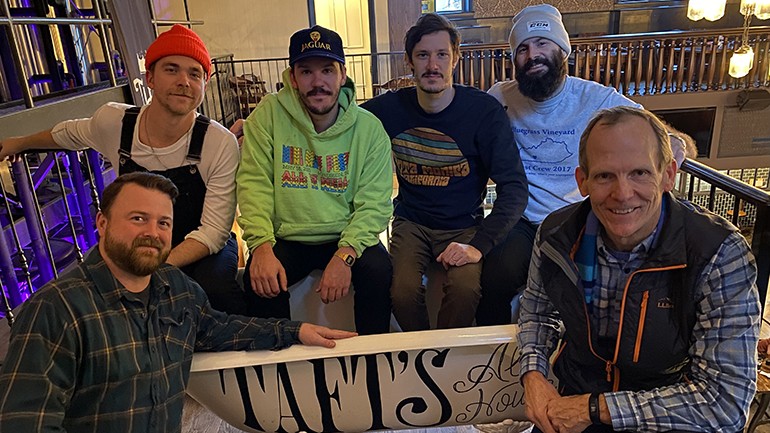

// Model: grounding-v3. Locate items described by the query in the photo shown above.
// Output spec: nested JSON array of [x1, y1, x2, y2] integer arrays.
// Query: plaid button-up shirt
[[0, 248, 302, 433]]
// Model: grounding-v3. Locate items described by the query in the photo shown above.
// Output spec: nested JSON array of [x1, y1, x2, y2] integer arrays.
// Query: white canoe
[[187, 325, 552, 433]]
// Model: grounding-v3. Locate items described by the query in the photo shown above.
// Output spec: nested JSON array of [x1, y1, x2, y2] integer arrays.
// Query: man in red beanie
[[0, 25, 246, 315]]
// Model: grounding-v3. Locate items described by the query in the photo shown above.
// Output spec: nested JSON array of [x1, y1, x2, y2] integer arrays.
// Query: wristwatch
[[334, 251, 356, 267]]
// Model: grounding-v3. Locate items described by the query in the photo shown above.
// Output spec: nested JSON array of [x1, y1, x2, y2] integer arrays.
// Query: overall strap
[[186, 114, 210, 163], [119, 106, 141, 161]]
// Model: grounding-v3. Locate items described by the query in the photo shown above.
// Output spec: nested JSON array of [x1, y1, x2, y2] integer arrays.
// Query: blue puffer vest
[[537, 193, 734, 394]]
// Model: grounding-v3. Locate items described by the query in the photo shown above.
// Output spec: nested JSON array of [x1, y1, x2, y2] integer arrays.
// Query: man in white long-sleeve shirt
[[0, 25, 245, 314]]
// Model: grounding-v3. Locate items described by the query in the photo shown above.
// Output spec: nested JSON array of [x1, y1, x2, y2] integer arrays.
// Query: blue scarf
[[575, 198, 668, 312], [575, 211, 600, 313]]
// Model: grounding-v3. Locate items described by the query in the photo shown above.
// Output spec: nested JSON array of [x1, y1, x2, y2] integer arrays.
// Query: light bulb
[[703, 0, 727, 21], [687, 0, 707, 21], [755, 0, 770, 20], [729, 45, 754, 78]]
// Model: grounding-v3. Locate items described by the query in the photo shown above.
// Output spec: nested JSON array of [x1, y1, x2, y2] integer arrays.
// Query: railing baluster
[[585, 45, 594, 81], [706, 36, 717, 90], [65, 152, 97, 248], [762, 36, 770, 87], [479, 49, 486, 90], [489, 49, 497, 86], [655, 41, 665, 94], [0, 170, 32, 297], [666, 40, 676, 93], [0, 278, 15, 327], [572, 45, 581, 80], [12, 157, 56, 283], [53, 154, 83, 263], [633, 41, 643, 95], [708, 185, 717, 211], [646, 40, 656, 95], [687, 172, 696, 202], [718, 37, 730, 90], [676, 38, 686, 92], [0, 217, 22, 309], [454, 52, 462, 88], [623, 42, 633, 95], [84, 150, 104, 210], [696, 37, 707, 91], [469, 51, 476, 89], [614, 42, 623, 91], [603, 44, 612, 87], [686, 37, 698, 91], [594, 43, 602, 84], [750, 34, 761, 88]]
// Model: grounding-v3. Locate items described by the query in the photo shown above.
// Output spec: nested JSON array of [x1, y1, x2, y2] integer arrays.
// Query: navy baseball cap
[[289, 25, 346, 66]]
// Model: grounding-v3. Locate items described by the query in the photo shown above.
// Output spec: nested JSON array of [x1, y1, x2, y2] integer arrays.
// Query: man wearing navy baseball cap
[[236, 26, 394, 335]]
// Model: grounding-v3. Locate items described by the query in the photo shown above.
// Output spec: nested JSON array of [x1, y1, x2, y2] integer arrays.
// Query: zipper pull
[[606, 361, 613, 382]]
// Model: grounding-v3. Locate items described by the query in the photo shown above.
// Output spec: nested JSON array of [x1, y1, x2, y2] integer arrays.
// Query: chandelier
[[688, 0, 770, 78]]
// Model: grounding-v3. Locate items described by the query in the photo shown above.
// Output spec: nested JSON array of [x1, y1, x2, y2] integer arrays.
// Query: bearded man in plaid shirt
[[0, 172, 354, 433]]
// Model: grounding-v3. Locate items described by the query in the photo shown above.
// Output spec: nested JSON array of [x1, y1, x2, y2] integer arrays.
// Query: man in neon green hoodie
[[237, 26, 393, 335]]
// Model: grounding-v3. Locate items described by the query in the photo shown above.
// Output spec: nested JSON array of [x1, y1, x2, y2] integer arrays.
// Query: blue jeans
[[181, 234, 246, 315]]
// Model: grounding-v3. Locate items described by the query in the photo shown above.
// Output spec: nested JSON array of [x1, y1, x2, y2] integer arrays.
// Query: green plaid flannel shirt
[[0, 248, 301, 433]]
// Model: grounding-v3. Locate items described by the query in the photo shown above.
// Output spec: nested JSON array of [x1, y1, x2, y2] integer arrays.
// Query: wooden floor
[[181, 394, 482, 433], [182, 396, 250, 433]]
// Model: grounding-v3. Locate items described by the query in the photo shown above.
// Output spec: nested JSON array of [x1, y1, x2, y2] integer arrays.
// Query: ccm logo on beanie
[[528, 21, 552, 32]]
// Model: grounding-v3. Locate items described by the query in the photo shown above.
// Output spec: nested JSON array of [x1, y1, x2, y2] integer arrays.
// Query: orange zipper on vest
[[612, 265, 687, 368], [633, 291, 650, 362]]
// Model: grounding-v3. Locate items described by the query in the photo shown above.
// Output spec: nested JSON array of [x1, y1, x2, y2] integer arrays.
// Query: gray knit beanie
[[508, 4, 571, 58]]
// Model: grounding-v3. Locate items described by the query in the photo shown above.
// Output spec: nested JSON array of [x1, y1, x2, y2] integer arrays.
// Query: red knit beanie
[[145, 24, 211, 80]]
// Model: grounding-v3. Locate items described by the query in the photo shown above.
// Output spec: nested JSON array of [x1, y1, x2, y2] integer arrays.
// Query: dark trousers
[[243, 239, 392, 335], [476, 218, 538, 326], [389, 217, 482, 331], [181, 234, 246, 315]]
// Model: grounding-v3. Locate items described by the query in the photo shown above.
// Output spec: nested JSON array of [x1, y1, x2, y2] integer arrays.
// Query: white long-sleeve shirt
[[52, 102, 239, 254]]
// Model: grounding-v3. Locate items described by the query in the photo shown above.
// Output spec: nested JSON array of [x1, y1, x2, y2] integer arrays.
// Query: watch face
[[344, 255, 355, 266]]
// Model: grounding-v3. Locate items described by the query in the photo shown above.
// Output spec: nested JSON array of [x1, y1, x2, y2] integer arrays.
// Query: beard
[[300, 86, 339, 115], [515, 51, 567, 101], [416, 72, 450, 94], [103, 232, 170, 277]]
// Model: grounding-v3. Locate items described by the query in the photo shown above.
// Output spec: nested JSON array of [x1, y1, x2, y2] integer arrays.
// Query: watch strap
[[334, 251, 355, 267], [588, 392, 602, 425]]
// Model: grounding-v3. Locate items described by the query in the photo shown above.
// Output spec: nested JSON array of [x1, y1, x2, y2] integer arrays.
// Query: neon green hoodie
[[237, 68, 393, 255]]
